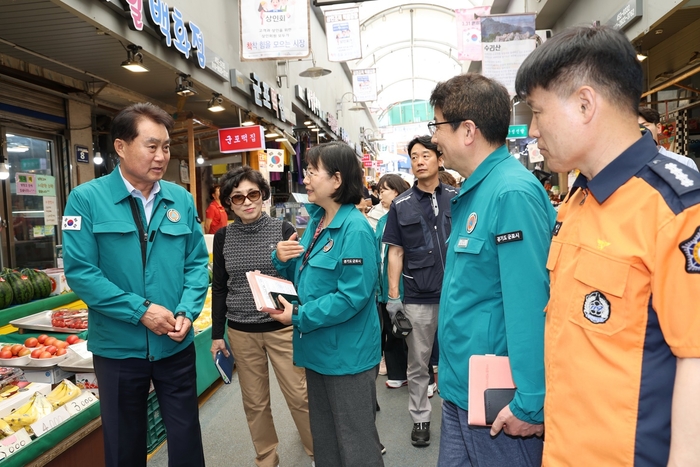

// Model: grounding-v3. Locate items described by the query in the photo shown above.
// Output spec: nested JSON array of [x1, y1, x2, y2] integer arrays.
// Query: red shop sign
[[218, 126, 266, 153]]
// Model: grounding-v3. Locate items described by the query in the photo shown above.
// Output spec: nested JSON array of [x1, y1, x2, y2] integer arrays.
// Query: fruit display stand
[[0, 292, 219, 466]]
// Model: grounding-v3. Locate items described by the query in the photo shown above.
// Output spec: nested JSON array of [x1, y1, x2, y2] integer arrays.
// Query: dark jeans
[[438, 400, 543, 467], [93, 343, 204, 467]]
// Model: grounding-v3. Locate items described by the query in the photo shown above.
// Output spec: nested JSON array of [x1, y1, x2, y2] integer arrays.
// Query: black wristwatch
[[292, 304, 299, 316], [174, 311, 187, 319]]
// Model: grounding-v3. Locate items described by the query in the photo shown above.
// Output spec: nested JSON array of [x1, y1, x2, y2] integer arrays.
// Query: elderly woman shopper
[[271, 141, 384, 467], [210, 166, 314, 467]]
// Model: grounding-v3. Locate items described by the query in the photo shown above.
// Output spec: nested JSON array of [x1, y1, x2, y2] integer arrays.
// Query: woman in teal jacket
[[271, 141, 384, 467]]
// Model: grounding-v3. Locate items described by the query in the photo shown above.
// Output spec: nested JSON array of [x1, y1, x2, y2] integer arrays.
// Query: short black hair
[[638, 106, 660, 125], [407, 135, 441, 158], [305, 141, 363, 205], [208, 184, 220, 200], [378, 173, 410, 195], [430, 73, 510, 146], [219, 166, 271, 209], [111, 102, 174, 145], [515, 26, 642, 117]]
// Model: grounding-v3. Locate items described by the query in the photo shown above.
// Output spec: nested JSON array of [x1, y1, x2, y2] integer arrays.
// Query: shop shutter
[[0, 80, 66, 131]]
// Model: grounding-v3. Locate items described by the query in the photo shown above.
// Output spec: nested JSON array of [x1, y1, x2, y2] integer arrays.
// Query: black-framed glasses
[[228, 190, 262, 205], [428, 119, 466, 136]]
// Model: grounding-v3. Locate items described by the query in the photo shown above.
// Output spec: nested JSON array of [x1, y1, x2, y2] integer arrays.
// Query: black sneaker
[[380, 443, 386, 455], [411, 422, 430, 447]]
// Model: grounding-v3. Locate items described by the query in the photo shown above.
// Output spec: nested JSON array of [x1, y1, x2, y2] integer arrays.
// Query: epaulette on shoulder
[[647, 158, 700, 197]]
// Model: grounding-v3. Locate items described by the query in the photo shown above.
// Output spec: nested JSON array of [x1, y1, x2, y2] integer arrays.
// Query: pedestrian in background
[[63, 102, 209, 467], [210, 166, 314, 467], [272, 141, 384, 467]]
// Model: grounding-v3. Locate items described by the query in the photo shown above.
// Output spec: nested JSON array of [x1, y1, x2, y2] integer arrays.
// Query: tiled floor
[[148, 366, 441, 467]]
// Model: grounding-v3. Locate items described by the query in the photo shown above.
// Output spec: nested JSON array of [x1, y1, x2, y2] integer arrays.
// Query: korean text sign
[[218, 126, 266, 154]]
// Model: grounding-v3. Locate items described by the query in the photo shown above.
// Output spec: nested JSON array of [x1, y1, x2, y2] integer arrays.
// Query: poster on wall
[[455, 6, 491, 61], [240, 0, 310, 60], [480, 14, 537, 96], [44, 196, 58, 225], [267, 149, 285, 172], [325, 7, 361, 62], [180, 160, 190, 184], [352, 68, 377, 102]]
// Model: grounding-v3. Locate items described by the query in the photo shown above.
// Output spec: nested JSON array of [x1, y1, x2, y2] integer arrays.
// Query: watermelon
[[20, 268, 51, 299], [0, 277, 13, 309], [1, 269, 34, 305]]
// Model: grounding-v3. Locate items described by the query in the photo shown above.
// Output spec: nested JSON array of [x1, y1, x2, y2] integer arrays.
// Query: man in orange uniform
[[515, 26, 700, 466]]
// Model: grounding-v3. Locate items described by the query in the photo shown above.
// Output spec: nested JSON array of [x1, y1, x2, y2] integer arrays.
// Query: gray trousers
[[306, 367, 384, 467], [403, 303, 439, 423]]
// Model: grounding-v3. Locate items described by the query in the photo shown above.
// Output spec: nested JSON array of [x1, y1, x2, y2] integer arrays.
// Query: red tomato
[[66, 335, 80, 345], [44, 337, 57, 346], [24, 338, 38, 348], [55, 348, 67, 356], [37, 334, 49, 344], [10, 344, 23, 356], [55, 341, 68, 349], [1, 346, 11, 354], [30, 348, 44, 359], [0, 350, 12, 359], [39, 351, 53, 359], [18, 348, 31, 357], [45, 345, 57, 355]]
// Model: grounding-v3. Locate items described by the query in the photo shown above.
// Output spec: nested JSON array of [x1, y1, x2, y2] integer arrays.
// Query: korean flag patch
[[62, 216, 82, 231]]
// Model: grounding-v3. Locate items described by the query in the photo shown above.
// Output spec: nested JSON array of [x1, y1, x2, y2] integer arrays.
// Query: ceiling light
[[121, 44, 149, 72], [311, 127, 320, 132], [93, 151, 103, 165], [275, 137, 288, 142], [208, 93, 225, 112], [241, 112, 256, 126], [197, 153, 205, 164], [175, 74, 196, 96], [304, 120, 313, 126], [636, 53, 647, 62], [266, 131, 279, 138], [7, 145, 29, 153]]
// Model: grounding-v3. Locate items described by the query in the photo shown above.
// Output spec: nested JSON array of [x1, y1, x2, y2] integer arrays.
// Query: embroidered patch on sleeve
[[495, 230, 523, 245], [62, 216, 82, 231], [552, 221, 562, 236], [342, 258, 363, 265], [679, 226, 700, 274]]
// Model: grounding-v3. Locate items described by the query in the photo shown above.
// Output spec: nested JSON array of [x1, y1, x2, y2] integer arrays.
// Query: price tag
[[30, 405, 70, 437], [0, 428, 32, 460], [64, 391, 98, 417]]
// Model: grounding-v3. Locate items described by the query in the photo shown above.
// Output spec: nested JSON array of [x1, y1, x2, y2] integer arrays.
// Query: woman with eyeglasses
[[271, 142, 384, 467], [210, 166, 314, 467]]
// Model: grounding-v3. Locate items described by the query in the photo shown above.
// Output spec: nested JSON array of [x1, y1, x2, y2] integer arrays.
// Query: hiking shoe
[[411, 422, 430, 446], [386, 379, 408, 388], [428, 382, 437, 398]]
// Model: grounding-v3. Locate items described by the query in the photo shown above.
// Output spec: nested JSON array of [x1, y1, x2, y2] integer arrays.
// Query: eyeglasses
[[303, 169, 322, 179], [427, 119, 466, 136], [228, 190, 262, 205]]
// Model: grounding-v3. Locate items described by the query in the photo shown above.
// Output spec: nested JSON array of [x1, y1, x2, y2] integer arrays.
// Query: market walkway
[[148, 364, 442, 467]]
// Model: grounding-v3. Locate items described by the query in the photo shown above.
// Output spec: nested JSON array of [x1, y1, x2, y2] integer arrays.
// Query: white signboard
[[481, 14, 537, 96], [325, 7, 361, 62], [352, 68, 377, 102], [43, 196, 58, 225], [240, 0, 310, 60]]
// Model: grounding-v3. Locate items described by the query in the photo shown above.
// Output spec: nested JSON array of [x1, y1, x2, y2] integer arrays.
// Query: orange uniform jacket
[[543, 133, 700, 466]]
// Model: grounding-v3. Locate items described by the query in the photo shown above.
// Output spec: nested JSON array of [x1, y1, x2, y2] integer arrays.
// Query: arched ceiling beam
[[376, 77, 440, 97], [356, 42, 462, 69], [360, 3, 468, 30]]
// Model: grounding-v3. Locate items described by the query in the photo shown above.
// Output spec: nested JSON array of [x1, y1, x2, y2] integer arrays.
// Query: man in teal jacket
[[429, 74, 556, 466], [63, 103, 208, 467]]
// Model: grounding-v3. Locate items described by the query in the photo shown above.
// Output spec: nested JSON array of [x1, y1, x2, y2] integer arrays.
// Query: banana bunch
[[2, 392, 53, 434], [0, 418, 14, 438], [0, 385, 20, 400], [46, 379, 81, 409]]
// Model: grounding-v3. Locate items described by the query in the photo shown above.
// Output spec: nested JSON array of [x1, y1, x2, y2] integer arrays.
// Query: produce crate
[[147, 390, 167, 453]]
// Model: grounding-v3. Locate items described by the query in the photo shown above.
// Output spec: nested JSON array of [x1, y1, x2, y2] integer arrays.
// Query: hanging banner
[[240, 0, 310, 60], [325, 7, 361, 62], [267, 149, 285, 172], [455, 6, 491, 61], [352, 68, 377, 102], [481, 14, 537, 96]]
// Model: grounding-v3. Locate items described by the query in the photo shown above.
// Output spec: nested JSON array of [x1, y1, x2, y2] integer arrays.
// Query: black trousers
[[93, 343, 205, 467]]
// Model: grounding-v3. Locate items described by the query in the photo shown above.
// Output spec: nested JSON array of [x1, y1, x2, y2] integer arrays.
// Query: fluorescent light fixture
[[275, 137, 288, 142], [7, 145, 29, 153], [121, 44, 149, 72], [208, 93, 225, 112], [175, 74, 196, 96], [304, 119, 313, 125], [311, 127, 320, 132]]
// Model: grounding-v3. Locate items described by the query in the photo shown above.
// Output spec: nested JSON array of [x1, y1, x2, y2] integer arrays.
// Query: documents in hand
[[467, 355, 516, 426], [215, 340, 235, 384], [246, 270, 298, 314]]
